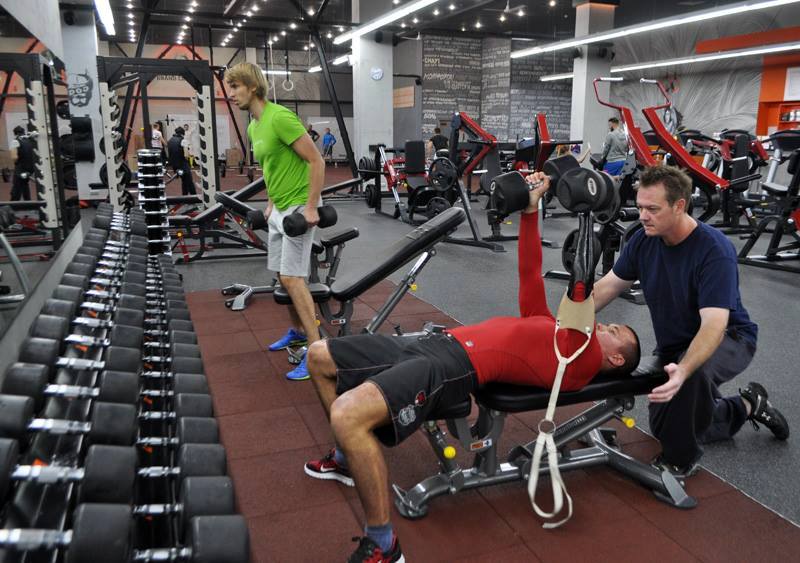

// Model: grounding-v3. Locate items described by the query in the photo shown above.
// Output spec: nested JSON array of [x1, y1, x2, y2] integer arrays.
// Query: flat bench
[[393, 355, 697, 520]]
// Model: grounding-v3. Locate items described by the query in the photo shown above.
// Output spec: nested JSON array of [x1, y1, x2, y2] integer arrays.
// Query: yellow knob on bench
[[315, 319, 321, 326], [410, 284, 418, 292], [443, 446, 456, 459], [621, 416, 635, 428]]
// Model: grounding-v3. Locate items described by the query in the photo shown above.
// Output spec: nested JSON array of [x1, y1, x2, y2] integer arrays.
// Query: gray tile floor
[[177, 194, 800, 526]]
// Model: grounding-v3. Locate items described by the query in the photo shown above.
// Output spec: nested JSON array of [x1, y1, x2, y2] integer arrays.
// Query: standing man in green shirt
[[226, 62, 325, 381]]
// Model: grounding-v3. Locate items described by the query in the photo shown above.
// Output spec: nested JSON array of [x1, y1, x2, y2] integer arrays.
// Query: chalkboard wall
[[509, 41, 573, 141], [421, 35, 482, 137], [481, 37, 511, 141], [419, 35, 573, 142]]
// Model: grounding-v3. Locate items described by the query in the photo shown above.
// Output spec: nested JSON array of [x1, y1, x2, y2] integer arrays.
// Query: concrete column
[[245, 47, 258, 64], [570, 1, 617, 154], [351, 0, 393, 158], [60, 9, 103, 200]]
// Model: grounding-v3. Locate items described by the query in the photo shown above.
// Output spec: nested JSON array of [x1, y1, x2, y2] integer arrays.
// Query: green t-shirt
[[247, 102, 309, 210]]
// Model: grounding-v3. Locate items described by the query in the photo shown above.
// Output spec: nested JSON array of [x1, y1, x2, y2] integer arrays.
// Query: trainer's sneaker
[[651, 454, 699, 479], [304, 448, 354, 487], [347, 535, 404, 563], [267, 328, 307, 352], [286, 353, 309, 381], [740, 382, 790, 440]]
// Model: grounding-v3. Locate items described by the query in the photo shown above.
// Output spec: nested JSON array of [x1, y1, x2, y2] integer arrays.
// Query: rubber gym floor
[[4, 168, 799, 560]]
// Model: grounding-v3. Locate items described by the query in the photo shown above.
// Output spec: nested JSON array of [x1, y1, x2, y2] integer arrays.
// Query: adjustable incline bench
[[393, 356, 697, 519], [272, 207, 467, 336], [168, 178, 267, 263]]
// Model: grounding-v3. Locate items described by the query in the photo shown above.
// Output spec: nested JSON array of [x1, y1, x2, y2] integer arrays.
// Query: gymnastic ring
[[282, 79, 295, 92], [537, 419, 556, 435]]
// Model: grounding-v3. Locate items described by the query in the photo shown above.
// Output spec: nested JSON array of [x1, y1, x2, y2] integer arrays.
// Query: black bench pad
[[474, 356, 668, 413], [273, 283, 332, 304], [329, 207, 466, 302], [321, 227, 360, 248]]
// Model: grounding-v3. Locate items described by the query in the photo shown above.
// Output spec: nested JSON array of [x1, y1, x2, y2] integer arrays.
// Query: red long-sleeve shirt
[[448, 212, 602, 390]]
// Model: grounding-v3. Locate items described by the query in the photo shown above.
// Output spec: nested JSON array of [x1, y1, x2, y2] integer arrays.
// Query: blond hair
[[225, 62, 269, 100]]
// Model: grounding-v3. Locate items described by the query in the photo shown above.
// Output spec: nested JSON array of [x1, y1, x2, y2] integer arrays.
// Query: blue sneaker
[[268, 328, 307, 352], [286, 353, 309, 381]]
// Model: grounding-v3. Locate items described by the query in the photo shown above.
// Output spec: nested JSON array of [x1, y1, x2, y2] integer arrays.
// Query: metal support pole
[[141, 77, 152, 150], [311, 29, 357, 177]]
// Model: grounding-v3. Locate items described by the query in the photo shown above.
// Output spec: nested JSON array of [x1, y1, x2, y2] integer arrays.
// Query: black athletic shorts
[[328, 332, 478, 447]]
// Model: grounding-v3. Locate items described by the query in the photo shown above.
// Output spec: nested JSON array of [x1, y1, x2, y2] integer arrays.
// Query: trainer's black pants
[[11, 174, 30, 201], [649, 329, 755, 467]]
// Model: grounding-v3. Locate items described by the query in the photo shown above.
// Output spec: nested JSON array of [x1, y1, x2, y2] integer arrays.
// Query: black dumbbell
[[57, 282, 184, 307], [61, 270, 184, 301], [71, 308, 194, 338], [282, 205, 337, 236], [3, 364, 210, 413], [18, 337, 142, 379], [0, 394, 137, 446], [0, 504, 250, 563], [30, 314, 144, 350]]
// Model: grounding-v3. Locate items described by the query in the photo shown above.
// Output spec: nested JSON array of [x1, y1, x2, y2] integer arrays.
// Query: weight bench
[[168, 178, 267, 263], [273, 207, 466, 336], [393, 355, 697, 520]]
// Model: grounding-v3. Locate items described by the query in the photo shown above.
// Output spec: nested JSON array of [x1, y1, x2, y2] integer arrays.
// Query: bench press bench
[[273, 207, 467, 336], [393, 354, 697, 520]]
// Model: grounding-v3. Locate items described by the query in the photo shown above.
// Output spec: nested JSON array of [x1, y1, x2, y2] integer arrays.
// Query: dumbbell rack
[[0, 207, 249, 562], [136, 149, 171, 256]]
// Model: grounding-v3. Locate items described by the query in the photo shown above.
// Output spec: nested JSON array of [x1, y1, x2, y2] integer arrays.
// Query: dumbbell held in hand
[[282, 205, 337, 237]]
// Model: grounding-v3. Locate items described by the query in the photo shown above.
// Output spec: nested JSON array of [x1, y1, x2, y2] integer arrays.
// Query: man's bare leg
[[279, 275, 320, 344], [330, 382, 392, 526], [307, 340, 338, 417]]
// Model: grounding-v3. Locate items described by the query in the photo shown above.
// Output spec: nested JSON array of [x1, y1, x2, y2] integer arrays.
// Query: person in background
[[167, 127, 196, 196], [10, 125, 35, 201], [599, 117, 629, 176], [151, 122, 167, 163], [307, 124, 320, 144], [426, 126, 449, 158], [322, 128, 337, 164]]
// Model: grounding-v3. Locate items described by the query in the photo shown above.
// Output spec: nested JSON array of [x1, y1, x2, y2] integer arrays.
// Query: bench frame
[[393, 390, 696, 520]]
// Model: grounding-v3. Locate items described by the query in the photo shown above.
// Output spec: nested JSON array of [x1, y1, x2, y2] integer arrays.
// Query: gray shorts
[[267, 204, 317, 277]]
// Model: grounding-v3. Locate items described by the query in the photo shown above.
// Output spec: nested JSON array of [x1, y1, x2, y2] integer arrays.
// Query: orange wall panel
[[696, 27, 800, 53]]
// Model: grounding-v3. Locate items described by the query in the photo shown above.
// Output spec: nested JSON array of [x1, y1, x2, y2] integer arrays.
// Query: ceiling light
[[475, 20, 481, 28], [126, 2, 133, 8], [242, 18, 247, 22], [337, 26, 344, 31], [461, 24, 465, 31], [610, 41, 800, 73], [273, 35, 278, 41], [290, 22, 297, 29], [246, 10, 253, 16], [333, 54, 349, 65], [177, 39, 183, 44], [540, 72, 573, 82], [188, 7, 194, 13], [281, 30, 287, 35], [401, 22, 406, 28], [184, 15, 192, 21], [182, 24, 188, 29], [499, 14, 506, 22], [412, 16, 419, 23], [303, 45, 309, 50], [449, 3, 456, 10], [334, 0, 440, 45], [127, 12, 134, 19], [128, 20, 135, 26], [191, 1, 199, 6], [263, 69, 291, 75], [308, 8, 315, 15], [549, 0, 556, 6], [433, 8, 440, 15], [252, 4, 259, 11], [394, 0, 401, 4], [309, 65, 322, 73], [512, 0, 800, 59], [310, 42, 315, 47], [326, 31, 333, 38], [517, 8, 524, 16]]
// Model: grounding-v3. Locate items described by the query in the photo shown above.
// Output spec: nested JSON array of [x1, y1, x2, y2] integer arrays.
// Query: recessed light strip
[[511, 0, 800, 59], [334, 0, 440, 44]]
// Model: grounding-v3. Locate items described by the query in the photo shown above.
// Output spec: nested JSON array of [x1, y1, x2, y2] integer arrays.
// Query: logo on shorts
[[398, 405, 417, 426], [414, 391, 426, 406]]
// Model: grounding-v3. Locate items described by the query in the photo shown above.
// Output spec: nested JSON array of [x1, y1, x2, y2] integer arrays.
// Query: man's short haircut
[[174, 127, 185, 137], [608, 117, 620, 125], [604, 325, 641, 377], [639, 164, 692, 206], [13, 126, 25, 136], [434, 127, 441, 134], [225, 62, 269, 100]]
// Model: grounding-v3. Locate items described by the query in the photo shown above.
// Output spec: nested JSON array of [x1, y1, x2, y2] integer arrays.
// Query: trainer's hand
[[649, 363, 689, 403], [303, 205, 320, 227], [264, 201, 273, 220], [523, 171, 551, 214]]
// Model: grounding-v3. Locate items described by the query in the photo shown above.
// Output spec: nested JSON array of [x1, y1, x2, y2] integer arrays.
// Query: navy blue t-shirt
[[613, 221, 757, 357]]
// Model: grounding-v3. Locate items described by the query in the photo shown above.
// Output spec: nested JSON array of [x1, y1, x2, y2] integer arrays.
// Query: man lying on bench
[[303, 172, 640, 563]]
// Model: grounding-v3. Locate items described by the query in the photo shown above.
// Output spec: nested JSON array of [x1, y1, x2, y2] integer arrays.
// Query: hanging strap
[[527, 292, 595, 529]]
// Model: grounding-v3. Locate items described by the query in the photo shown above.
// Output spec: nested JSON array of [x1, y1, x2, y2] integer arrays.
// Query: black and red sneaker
[[347, 535, 404, 563], [304, 448, 354, 487]]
